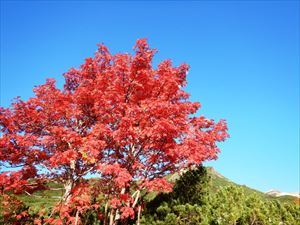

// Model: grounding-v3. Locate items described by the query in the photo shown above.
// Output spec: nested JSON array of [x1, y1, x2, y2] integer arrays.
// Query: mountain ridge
[[205, 167, 300, 202], [266, 189, 300, 198], [9, 166, 300, 209]]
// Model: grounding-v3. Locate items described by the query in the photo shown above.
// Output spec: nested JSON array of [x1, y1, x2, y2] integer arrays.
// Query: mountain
[[14, 167, 300, 208], [206, 167, 300, 204], [266, 190, 300, 198]]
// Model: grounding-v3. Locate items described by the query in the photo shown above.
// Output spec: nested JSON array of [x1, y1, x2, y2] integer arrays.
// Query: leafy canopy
[[0, 39, 228, 224]]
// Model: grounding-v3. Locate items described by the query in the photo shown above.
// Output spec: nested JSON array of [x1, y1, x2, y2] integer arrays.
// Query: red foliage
[[1, 194, 31, 223], [0, 38, 228, 222], [120, 206, 135, 219], [143, 178, 173, 192]]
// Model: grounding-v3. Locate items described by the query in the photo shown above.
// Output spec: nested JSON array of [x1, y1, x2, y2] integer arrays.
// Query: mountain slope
[[5, 167, 299, 209], [206, 167, 299, 204]]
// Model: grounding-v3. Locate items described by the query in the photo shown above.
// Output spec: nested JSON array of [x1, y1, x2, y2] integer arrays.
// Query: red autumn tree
[[0, 39, 228, 224]]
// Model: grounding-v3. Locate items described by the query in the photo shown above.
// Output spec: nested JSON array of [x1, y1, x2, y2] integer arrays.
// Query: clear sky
[[1, 1, 299, 193]]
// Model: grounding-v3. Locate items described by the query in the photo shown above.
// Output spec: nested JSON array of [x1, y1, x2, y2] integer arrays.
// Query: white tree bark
[[113, 188, 126, 224], [137, 205, 141, 225]]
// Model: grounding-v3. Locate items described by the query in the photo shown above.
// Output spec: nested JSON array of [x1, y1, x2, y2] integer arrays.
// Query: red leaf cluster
[[0, 38, 228, 223]]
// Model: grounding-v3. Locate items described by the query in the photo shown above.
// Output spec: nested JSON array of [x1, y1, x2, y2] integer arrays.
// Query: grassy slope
[[206, 167, 298, 204], [18, 182, 64, 209], [4, 167, 298, 210]]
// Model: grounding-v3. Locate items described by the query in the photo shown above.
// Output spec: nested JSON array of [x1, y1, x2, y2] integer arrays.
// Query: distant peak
[[207, 167, 227, 180], [266, 190, 300, 198]]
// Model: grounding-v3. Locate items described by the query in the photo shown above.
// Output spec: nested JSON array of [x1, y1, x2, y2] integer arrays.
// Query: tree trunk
[[62, 180, 73, 203], [104, 201, 108, 225], [109, 209, 114, 225], [137, 205, 141, 225], [63, 158, 76, 203], [75, 210, 79, 225], [132, 190, 140, 208], [113, 188, 126, 224]]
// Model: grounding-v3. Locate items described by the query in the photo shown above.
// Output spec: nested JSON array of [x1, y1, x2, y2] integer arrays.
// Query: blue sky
[[1, 1, 299, 192]]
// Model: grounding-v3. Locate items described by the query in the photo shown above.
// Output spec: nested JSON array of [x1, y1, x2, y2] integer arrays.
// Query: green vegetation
[[1, 167, 299, 224], [141, 166, 300, 225], [18, 182, 63, 209]]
